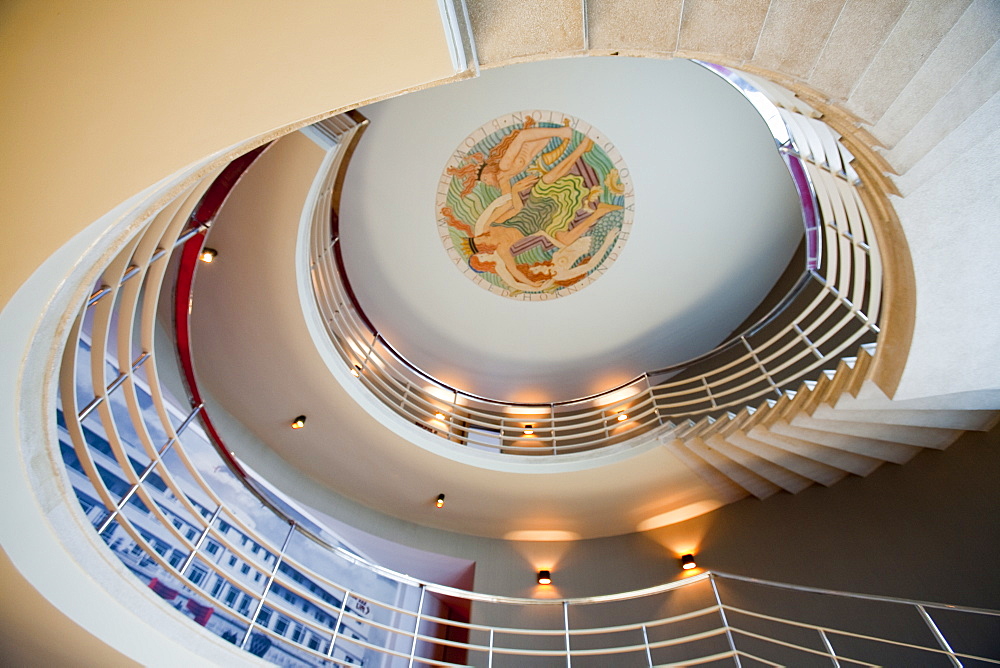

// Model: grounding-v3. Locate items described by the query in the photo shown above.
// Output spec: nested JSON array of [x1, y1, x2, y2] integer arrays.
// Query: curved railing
[[309, 62, 882, 455], [55, 113, 997, 667]]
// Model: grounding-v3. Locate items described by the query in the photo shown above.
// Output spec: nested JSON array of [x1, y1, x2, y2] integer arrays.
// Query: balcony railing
[[55, 94, 997, 668], [308, 63, 881, 457]]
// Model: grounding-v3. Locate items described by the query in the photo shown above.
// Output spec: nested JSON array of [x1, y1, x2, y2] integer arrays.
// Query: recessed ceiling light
[[290, 415, 306, 429], [199, 248, 218, 263]]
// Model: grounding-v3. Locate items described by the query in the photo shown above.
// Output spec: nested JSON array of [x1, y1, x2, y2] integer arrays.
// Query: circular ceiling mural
[[436, 110, 634, 300]]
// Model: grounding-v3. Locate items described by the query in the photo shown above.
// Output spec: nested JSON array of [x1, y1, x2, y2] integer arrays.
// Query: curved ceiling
[[341, 58, 802, 402], [191, 57, 806, 540]]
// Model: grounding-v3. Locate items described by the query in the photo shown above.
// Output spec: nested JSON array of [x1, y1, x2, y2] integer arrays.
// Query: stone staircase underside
[[463, 0, 1000, 499], [662, 345, 997, 502]]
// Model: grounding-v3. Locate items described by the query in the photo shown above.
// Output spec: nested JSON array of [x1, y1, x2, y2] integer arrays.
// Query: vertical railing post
[[179, 504, 222, 577], [408, 584, 426, 667], [916, 605, 963, 668], [240, 521, 296, 650], [487, 628, 494, 668], [709, 573, 743, 668], [641, 624, 653, 667], [563, 600, 572, 668], [327, 588, 352, 660], [550, 403, 557, 454], [818, 628, 840, 667], [644, 374, 664, 426], [97, 403, 203, 534]]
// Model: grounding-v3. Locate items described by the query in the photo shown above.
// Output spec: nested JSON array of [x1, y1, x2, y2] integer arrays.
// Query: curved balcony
[[57, 163, 997, 664], [309, 63, 882, 456]]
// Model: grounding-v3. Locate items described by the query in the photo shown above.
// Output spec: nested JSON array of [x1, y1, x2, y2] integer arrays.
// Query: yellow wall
[[0, 0, 457, 305]]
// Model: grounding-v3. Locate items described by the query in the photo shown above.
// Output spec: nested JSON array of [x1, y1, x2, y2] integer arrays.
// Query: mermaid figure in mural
[[446, 117, 622, 290]]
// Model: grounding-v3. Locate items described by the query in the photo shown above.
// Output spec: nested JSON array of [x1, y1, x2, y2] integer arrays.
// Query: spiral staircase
[[1, 1, 999, 666]]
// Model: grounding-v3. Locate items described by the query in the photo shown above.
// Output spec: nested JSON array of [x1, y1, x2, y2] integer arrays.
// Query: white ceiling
[[341, 58, 802, 402], [191, 57, 807, 540]]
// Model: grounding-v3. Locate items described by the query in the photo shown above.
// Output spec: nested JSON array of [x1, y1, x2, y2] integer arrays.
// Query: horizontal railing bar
[[713, 571, 1000, 616], [731, 627, 878, 667], [729, 608, 1000, 665]]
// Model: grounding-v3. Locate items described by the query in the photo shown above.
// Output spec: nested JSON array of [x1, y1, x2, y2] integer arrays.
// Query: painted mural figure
[[439, 113, 632, 299]]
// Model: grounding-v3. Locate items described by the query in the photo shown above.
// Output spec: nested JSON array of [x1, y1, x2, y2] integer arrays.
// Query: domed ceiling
[[341, 58, 802, 403], [192, 56, 806, 539]]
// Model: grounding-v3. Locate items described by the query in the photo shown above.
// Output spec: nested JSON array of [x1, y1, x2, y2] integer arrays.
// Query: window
[[188, 566, 207, 587], [218, 520, 231, 533], [238, 594, 251, 616], [257, 607, 272, 627], [254, 572, 262, 583], [274, 616, 289, 636], [211, 578, 225, 598], [307, 635, 321, 650], [291, 624, 304, 643], [228, 556, 237, 567], [240, 564, 250, 576], [225, 587, 239, 608], [205, 541, 219, 555], [169, 551, 184, 568]]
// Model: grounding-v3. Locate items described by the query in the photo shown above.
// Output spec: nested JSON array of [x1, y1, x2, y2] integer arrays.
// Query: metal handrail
[[55, 133, 993, 667], [308, 63, 882, 456]]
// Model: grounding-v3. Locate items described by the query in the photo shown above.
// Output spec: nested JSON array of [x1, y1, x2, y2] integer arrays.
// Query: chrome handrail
[[54, 125, 992, 667], [308, 63, 882, 455]]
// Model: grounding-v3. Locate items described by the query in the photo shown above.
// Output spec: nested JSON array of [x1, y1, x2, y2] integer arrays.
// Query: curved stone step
[[799, 408, 960, 449], [726, 430, 845, 487], [748, 424, 882, 476], [662, 438, 747, 503], [684, 437, 782, 500], [769, 420, 921, 465], [820, 405, 998, 431], [704, 434, 813, 494]]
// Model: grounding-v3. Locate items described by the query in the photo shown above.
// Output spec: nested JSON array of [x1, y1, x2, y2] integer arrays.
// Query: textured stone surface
[[467, 0, 585, 65], [873, 0, 1000, 147], [750, 0, 846, 78], [676, 0, 772, 61], [893, 89, 1000, 196], [586, 0, 684, 52], [891, 118, 1000, 400], [847, 0, 972, 124], [807, 0, 908, 100], [886, 42, 1000, 175]]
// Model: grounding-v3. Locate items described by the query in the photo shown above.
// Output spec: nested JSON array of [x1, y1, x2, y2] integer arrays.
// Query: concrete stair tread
[[802, 407, 961, 449], [727, 430, 846, 487], [748, 424, 882, 477], [705, 434, 813, 494], [770, 420, 921, 465], [663, 438, 747, 504], [685, 437, 782, 500]]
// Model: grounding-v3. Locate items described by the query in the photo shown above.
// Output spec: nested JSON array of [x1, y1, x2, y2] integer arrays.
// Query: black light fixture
[[290, 415, 307, 429], [199, 248, 218, 263], [523, 424, 534, 436], [435, 493, 445, 508], [537, 570, 552, 585], [680, 554, 697, 570]]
